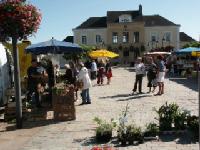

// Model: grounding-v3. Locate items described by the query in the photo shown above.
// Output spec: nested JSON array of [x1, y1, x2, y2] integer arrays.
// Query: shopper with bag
[[77, 62, 92, 105]]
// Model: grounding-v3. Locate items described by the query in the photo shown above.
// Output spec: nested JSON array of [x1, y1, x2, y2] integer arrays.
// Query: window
[[112, 32, 118, 43], [82, 36, 87, 44], [151, 32, 157, 42], [122, 32, 129, 43], [133, 32, 139, 43], [96, 35, 102, 44], [164, 32, 171, 42], [119, 14, 132, 23]]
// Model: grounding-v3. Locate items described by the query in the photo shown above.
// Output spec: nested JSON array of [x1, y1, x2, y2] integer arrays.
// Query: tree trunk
[[12, 36, 22, 129]]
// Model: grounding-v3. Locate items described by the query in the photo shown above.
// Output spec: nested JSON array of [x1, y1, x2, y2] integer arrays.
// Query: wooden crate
[[54, 110, 76, 121], [52, 94, 74, 106], [52, 90, 76, 121], [53, 102, 76, 121]]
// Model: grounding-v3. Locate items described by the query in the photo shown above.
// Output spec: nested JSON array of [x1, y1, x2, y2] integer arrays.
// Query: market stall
[[174, 47, 200, 77], [25, 38, 84, 121]]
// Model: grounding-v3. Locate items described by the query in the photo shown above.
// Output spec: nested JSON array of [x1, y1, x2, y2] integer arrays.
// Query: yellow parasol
[[89, 49, 119, 58]]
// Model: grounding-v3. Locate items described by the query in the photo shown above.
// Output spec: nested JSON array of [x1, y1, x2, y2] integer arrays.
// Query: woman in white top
[[77, 62, 92, 105]]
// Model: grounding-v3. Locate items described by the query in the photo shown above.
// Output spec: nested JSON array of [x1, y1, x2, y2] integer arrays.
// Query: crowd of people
[[26, 58, 113, 107], [26, 55, 167, 108], [64, 59, 113, 105], [132, 55, 166, 96]]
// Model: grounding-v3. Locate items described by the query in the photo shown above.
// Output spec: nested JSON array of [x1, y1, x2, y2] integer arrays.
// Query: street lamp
[[162, 38, 165, 47]]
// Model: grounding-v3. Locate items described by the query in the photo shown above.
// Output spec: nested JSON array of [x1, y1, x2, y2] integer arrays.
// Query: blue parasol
[[175, 47, 200, 54], [25, 38, 83, 54]]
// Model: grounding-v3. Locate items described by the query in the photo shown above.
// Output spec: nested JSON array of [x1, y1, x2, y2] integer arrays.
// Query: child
[[97, 67, 104, 85], [106, 67, 112, 84]]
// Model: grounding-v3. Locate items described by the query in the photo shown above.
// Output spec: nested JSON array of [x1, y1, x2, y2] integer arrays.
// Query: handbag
[[76, 80, 84, 90]]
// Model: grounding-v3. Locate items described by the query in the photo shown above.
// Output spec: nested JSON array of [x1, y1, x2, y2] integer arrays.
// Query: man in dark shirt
[[27, 59, 42, 107]]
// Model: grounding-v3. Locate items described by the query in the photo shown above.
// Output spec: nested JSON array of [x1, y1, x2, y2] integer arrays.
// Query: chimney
[[139, 4, 142, 16]]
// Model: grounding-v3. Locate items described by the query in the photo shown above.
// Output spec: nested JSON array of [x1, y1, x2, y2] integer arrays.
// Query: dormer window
[[119, 14, 132, 23]]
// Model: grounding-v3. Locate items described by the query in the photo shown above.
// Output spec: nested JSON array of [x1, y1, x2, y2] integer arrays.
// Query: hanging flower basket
[[0, 0, 42, 40]]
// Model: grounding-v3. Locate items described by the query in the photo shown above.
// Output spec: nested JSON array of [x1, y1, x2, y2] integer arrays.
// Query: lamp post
[[147, 41, 155, 50], [162, 38, 165, 47]]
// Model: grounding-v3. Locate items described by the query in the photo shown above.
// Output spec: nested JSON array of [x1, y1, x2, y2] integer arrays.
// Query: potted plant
[[126, 125, 143, 144], [154, 102, 179, 131], [117, 125, 128, 146], [187, 115, 199, 141], [94, 117, 116, 143], [174, 110, 188, 130], [116, 104, 129, 146], [144, 122, 159, 139]]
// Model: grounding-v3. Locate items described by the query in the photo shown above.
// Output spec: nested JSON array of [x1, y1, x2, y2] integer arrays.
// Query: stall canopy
[[175, 47, 200, 55], [89, 49, 119, 58], [25, 38, 83, 55], [144, 51, 171, 55]]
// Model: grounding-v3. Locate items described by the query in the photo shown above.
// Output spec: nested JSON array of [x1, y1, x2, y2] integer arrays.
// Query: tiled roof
[[180, 32, 196, 42], [134, 15, 179, 26], [107, 10, 140, 23], [75, 17, 107, 29], [75, 14, 179, 29]]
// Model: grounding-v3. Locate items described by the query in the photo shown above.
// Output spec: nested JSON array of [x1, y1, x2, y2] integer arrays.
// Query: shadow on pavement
[[99, 93, 152, 101], [74, 136, 103, 146], [117, 94, 152, 101], [0, 119, 60, 132], [159, 133, 198, 144], [124, 68, 135, 72], [169, 76, 198, 92], [99, 94, 131, 99]]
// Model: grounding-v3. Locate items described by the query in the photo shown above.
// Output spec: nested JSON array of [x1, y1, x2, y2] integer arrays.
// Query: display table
[[52, 84, 76, 121]]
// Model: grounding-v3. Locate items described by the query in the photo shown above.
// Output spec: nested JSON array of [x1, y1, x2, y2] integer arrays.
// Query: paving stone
[[0, 67, 199, 150]]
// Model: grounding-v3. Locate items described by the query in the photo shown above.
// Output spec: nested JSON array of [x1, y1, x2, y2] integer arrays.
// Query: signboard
[[4, 41, 32, 78]]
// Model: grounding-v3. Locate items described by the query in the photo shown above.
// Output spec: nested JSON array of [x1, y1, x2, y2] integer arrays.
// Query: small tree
[[63, 44, 95, 63], [183, 42, 200, 48], [0, 0, 41, 128]]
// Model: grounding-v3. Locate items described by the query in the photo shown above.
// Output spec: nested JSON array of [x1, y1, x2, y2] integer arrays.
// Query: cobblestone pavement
[[0, 67, 199, 150]]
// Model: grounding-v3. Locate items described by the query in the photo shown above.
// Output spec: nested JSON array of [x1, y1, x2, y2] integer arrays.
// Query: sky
[[28, 0, 200, 44]]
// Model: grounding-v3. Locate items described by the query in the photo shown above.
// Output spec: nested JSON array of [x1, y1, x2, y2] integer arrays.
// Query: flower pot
[[96, 131, 112, 143], [174, 119, 185, 130], [159, 118, 172, 131], [143, 131, 158, 137]]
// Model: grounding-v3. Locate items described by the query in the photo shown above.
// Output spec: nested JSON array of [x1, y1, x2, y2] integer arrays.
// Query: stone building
[[73, 5, 180, 64]]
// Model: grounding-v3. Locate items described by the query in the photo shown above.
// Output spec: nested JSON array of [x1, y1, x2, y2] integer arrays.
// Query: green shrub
[[154, 102, 179, 131], [187, 115, 199, 140], [93, 117, 116, 143], [144, 123, 159, 137]]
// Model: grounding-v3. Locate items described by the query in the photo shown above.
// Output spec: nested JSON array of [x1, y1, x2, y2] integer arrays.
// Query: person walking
[[105, 59, 112, 84], [97, 59, 105, 85], [77, 62, 92, 105], [91, 59, 97, 80], [155, 55, 166, 96], [132, 57, 145, 94], [106, 67, 112, 85]]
